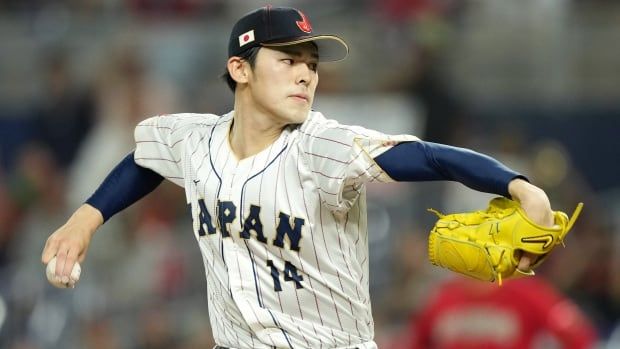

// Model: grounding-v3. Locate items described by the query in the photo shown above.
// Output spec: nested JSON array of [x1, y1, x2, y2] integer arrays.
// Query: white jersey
[[134, 111, 418, 349]]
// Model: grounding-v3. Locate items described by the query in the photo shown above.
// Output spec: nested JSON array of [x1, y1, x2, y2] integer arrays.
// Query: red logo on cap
[[296, 11, 312, 33]]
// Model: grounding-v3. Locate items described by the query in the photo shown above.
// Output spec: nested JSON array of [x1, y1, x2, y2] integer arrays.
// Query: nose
[[295, 63, 313, 86]]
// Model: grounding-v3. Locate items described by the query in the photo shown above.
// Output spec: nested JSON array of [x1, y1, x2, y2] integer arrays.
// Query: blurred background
[[0, 0, 619, 348]]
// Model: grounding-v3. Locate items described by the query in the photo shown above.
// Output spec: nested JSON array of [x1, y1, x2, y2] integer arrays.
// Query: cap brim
[[262, 35, 349, 62]]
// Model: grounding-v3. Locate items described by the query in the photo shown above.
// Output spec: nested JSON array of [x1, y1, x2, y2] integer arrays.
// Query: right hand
[[41, 204, 103, 285], [507, 178, 554, 273]]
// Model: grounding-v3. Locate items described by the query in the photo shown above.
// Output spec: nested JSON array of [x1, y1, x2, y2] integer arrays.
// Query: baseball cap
[[228, 6, 349, 62]]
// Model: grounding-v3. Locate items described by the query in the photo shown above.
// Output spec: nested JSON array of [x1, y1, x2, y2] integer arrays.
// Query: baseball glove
[[427, 197, 583, 285]]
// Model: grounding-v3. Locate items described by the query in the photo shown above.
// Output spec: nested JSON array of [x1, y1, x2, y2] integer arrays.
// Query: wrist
[[508, 178, 551, 207], [508, 178, 536, 202], [70, 204, 104, 237]]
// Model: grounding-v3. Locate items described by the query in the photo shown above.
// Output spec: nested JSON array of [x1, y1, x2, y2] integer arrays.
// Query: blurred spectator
[[0, 172, 22, 267], [128, 0, 225, 18], [67, 43, 180, 207], [80, 318, 121, 349], [0, 144, 68, 347], [545, 208, 620, 339], [136, 307, 176, 349], [0, 144, 65, 268], [398, 276, 598, 349], [34, 50, 96, 170], [375, 0, 460, 23]]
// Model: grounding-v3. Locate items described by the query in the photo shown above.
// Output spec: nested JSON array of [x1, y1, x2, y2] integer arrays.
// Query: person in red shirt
[[405, 276, 598, 349]]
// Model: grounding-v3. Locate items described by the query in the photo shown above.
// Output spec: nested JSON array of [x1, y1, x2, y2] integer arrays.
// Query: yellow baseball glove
[[427, 197, 583, 285]]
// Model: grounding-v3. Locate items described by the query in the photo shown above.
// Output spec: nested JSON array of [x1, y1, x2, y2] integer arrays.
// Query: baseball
[[45, 256, 81, 288]]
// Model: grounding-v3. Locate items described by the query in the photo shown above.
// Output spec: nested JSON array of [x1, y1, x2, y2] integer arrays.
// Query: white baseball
[[45, 256, 81, 288]]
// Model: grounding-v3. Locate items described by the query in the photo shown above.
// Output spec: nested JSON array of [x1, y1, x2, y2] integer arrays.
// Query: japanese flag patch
[[239, 30, 255, 47]]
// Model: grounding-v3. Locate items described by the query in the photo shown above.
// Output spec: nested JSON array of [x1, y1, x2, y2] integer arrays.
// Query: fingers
[[518, 254, 533, 271], [55, 248, 79, 284], [78, 253, 86, 263], [42, 225, 87, 281], [517, 252, 539, 275], [41, 237, 59, 264]]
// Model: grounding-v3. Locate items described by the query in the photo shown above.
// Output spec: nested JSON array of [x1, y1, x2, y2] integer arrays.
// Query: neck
[[229, 99, 286, 161]]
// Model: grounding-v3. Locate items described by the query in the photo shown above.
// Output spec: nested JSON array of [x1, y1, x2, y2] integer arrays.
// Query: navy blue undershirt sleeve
[[374, 141, 526, 198], [85, 151, 164, 222]]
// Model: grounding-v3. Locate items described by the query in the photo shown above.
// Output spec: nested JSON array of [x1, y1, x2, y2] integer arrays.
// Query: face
[[244, 42, 319, 125]]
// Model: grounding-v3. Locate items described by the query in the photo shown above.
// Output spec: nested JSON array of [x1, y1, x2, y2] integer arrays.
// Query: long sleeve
[[374, 141, 525, 197]]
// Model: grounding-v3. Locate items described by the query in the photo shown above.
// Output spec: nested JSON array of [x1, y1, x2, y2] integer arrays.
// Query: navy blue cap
[[228, 6, 349, 62]]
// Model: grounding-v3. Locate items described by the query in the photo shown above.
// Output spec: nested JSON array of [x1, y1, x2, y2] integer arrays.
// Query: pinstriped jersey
[[133, 111, 419, 349]]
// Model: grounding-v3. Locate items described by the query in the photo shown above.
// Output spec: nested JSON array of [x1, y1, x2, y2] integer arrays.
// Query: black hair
[[221, 46, 261, 92]]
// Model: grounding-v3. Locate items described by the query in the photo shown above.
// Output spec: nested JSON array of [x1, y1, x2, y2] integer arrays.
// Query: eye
[[308, 63, 318, 72], [281, 59, 294, 65]]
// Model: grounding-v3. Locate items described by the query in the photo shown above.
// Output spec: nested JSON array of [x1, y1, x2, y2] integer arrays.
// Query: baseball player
[[42, 6, 556, 349]]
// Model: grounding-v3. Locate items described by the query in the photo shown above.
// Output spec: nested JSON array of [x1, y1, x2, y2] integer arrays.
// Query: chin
[[291, 112, 309, 124], [281, 108, 309, 125]]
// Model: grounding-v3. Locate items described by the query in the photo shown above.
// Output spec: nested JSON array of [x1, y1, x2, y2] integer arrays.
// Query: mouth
[[289, 94, 309, 103]]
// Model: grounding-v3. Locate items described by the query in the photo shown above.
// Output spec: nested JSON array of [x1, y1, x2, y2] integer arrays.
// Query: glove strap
[[427, 208, 444, 218], [566, 202, 584, 232], [559, 202, 584, 244]]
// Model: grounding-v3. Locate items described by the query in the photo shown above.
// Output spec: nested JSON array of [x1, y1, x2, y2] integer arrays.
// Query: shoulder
[[291, 111, 349, 153], [295, 111, 413, 148], [297, 111, 363, 143], [134, 112, 232, 146], [299, 111, 351, 134], [137, 112, 225, 128], [135, 113, 231, 141]]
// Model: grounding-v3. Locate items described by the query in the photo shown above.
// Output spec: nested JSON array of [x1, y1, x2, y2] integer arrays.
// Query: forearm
[[85, 151, 164, 222], [41, 153, 162, 271], [374, 141, 524, 197]]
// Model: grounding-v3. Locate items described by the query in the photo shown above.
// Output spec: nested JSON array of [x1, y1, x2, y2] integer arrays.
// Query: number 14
[[267, 259, 304, 292]]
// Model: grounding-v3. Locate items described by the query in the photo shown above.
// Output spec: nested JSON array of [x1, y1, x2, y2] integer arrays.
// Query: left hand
[[508, 178, 554, 272]]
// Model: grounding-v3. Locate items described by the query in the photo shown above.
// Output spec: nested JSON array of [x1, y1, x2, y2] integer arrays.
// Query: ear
[[227, 56, 251, 85]]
